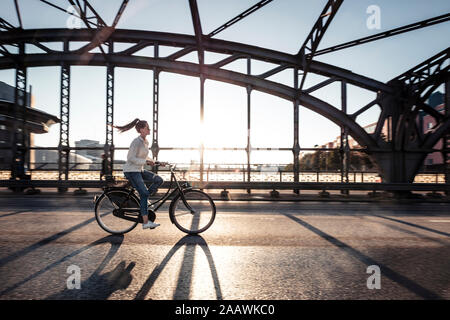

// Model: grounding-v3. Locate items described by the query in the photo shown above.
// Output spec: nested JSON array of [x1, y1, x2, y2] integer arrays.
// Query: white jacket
[[123, 136, 154, 172]]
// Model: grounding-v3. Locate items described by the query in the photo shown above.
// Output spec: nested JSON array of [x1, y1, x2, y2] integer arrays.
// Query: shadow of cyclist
[[43, 235, 131, 300], [135, 235, 222, 300], [46, 260, 135, 300]]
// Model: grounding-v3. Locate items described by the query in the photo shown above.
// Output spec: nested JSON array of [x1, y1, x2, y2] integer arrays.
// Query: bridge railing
[[1, 162, 448, 194], [0, 163, 445, 183], [1, 179, 449, 194]]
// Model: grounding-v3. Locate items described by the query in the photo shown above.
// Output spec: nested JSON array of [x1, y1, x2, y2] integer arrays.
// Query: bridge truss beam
[[312, 13, 450, 58], [370, 48, 450, 183], [297, 0, 343, 92]]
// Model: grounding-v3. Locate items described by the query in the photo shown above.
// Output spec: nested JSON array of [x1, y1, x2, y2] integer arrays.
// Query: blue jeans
[[124, 170, 164, 216]]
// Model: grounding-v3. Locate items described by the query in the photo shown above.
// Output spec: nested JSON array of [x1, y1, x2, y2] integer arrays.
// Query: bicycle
[[94, 163, 216, 235]]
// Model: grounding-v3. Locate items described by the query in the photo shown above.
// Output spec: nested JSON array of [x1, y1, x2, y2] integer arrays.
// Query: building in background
[[75, 139, 104, 162], [0, 81, 59, 173], [0, 81, 32, 106], [33, 149, 92, 170], [74, 139, 125, 171], [320, 122, 388, 149]]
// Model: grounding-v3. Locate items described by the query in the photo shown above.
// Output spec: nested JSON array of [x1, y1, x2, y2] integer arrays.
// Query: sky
[[0, 0, 449, 164]]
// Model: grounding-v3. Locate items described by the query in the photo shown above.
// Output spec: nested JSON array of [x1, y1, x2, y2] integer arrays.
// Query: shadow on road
[[282, 213, 443, 299], [135, 235, 222, 300], [46, 260, 135, 300], [0, 210, 30, 218], [0, 215, 98, 268], [372, 215, 450, 237], [0, 235, 124, 299], [370, 219, 449, 245]]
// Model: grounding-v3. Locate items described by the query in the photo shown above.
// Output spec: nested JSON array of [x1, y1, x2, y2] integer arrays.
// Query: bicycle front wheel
[[170, 189, 216, 234], [95, 190, 139, 235]]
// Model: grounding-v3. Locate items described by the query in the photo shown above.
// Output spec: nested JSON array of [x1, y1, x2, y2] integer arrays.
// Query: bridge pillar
[[151, 44, 160, 174], [246, 58, 252, 194], [151, 70, 160, 173], [10, 42, 28, 184], [58, 41, 70, 193], [104, 52, 114, 180], [370, 86, 428, 185], [199, 74, 205, 186], [340, 80, 349, 194], [445, 76, 450, 195], [151, 68, 160, 172], [372, 150, 426, 184], [293, 68, 300, 194]]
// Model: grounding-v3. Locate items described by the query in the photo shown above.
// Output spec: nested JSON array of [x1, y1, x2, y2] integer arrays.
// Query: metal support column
[[58, 41, 70, 192], [199, 74, 205, 184], [11, 42, 27, 181], [445, 77, 450, 195], [340, 80, 349, 192], [189, 0, 205, 185], [105, 63, 114, 180], [151, 44, 160, 173], [246, 57, 252, 194], [293, 67, 300, 194]]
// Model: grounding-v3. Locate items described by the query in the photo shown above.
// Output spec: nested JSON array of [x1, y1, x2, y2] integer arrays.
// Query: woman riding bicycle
[[115, 118, 165, 230]]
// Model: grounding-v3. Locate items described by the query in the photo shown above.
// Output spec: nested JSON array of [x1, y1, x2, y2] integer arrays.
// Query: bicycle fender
[[104, 186, 131, 192]]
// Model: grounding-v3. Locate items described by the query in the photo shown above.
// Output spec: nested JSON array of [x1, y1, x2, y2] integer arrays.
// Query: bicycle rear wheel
[[170, 189, 216, 234], [95, 190, 139, 235]]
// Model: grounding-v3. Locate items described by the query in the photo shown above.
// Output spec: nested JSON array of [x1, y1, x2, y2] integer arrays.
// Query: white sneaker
[[142, 221, 160, 230]]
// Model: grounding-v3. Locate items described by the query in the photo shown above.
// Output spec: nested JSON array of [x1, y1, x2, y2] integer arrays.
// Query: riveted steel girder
[[0, 51, 378, 150], [392, 47, 450, 101], [312, 13, 450, 58], [208, 0, 274, 38], [0, 28, 393, 93], [297, 0, 343, 92]]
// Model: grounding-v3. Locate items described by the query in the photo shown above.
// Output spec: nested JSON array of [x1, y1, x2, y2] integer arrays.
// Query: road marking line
[[428, 220, 450, 223]]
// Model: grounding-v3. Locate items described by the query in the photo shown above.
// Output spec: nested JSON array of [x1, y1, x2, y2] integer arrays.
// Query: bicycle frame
[[105, 165, 194, 223]]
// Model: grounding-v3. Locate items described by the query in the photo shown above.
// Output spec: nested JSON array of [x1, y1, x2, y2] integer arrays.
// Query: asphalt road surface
[[0, 194, 449, 300]]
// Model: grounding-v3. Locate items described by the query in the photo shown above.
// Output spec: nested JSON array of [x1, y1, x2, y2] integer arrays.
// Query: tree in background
[[284, 150, 375, 171]]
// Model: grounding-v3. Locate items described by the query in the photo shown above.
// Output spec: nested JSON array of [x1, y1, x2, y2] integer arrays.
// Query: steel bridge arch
[[0, 35, 378, 150], [0, 28, 393, 94]]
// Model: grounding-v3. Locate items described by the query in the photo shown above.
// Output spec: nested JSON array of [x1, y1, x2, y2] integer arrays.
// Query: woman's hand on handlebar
[[145, 160, 170, 167], [153, 161, 169, 167]]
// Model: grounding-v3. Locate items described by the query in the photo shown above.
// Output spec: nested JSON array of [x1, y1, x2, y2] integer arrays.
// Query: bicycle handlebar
[[154, 161, 176, 170]]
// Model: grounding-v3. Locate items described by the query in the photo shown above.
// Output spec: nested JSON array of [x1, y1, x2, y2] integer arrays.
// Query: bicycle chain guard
[[113, 208, 156, 224]]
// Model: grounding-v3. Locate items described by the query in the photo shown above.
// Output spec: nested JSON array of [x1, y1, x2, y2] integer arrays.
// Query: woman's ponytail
[[114, 118, 148, 133], [114, 118, 140, 133]]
